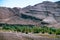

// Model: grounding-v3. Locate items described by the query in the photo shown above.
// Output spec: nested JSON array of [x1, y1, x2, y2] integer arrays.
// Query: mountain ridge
[[0, 1, 60, 28]]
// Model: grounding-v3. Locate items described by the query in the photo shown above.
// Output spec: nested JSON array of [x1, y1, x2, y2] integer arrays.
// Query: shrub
[[56, 29, 60, 35], [32, 27, 41, 33], [2, 25, 60, 35]]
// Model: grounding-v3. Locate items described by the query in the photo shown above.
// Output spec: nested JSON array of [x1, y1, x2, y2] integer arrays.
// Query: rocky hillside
[[0, 1, 60, 28]]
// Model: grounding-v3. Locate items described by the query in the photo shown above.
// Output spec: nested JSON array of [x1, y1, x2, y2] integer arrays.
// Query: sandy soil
[[0, 32, 60, 40]]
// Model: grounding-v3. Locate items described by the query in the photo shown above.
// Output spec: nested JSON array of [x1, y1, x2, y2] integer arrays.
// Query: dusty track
[[0, 32, 60, 40]]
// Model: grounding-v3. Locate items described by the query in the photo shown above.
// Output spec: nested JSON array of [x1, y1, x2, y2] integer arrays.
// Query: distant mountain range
[[0, 1, 60, 28]]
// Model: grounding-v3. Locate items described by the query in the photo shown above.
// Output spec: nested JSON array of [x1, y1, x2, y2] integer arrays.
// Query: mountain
[[0, 1, 60, 28]]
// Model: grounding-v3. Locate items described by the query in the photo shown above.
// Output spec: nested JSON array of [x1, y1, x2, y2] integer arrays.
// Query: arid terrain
[[0, 1, 60, 28], [0, 1, 60, 40], [0, 32, 60, 40]]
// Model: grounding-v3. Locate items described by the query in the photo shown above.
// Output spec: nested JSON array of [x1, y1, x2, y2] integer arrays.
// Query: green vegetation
[[1, 25, 60, 35]]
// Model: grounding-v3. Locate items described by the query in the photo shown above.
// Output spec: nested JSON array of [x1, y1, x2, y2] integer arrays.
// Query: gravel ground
[[0, 32, 60, 40]]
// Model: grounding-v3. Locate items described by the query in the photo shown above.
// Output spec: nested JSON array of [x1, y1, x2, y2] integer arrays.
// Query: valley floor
[[0, 32, 60, 40]]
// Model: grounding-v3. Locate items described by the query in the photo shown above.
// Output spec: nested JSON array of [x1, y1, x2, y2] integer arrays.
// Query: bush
[[32, 27, 41, 33], [56, 29, 60, 35], [2, 25, 60, 35], [2, 25, 16, 31]]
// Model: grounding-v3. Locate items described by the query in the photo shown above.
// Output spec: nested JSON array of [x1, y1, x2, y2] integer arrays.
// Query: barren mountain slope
[[0, 1, 60, 27]]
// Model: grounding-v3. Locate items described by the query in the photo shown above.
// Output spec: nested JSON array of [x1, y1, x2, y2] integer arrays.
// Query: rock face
[[0, 1, 60, 28]]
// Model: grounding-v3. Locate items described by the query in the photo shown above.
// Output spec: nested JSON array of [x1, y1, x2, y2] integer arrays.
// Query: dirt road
[[0, 32, 60, 40]]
